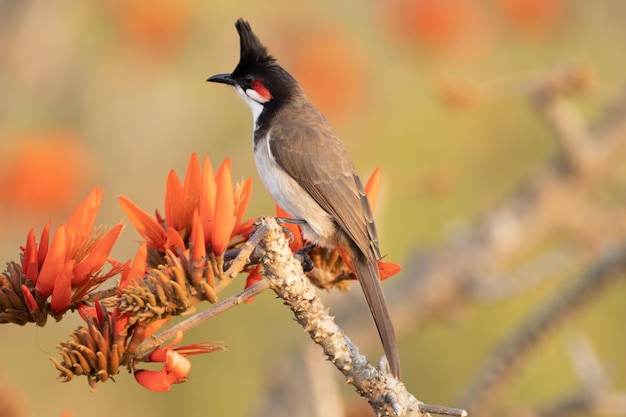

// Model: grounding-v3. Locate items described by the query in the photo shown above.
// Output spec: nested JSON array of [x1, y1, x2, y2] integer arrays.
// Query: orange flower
[[212, 159, 235, 256], [365, 167, 382, 213], [243, 265, 263, 304], [119, 152, 255, 260], [134, 332, 225, 392], [112, 244, 148, 342], [55, 297, 166, 392], [118, 197, 167, 250], [53, 247, 193, 392], [4, 187, 124, 323]]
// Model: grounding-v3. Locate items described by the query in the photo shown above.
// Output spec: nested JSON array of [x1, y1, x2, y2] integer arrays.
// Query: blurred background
[[1, 1, 625, 416]]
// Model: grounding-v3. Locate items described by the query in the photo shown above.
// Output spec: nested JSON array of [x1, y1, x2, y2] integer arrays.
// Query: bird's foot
[[274, 217, 307, 225], [274, 216, 306, 243], [294, 244, 316, 272]]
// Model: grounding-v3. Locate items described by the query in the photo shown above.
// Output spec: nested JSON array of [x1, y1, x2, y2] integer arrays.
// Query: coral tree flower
[[118, 153, 255, 306], [53, 243, 222, 392], [134, 331, 225, 392], [1, 187, 123, 325], [31, 187, 124, 315], [119, 152, 254, 261]]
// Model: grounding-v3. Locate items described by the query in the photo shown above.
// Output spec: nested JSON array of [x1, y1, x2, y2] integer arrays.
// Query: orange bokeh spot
[[382, 0, 491, 59], [290, 28, 369, 122], [498, 0, 565, 35], [105, 0, 191, 53], [0, 131, 94, 215]]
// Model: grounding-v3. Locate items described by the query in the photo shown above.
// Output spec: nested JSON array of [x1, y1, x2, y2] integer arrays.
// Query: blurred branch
[[530, 78, 596, 173], [507, 335, 626, 417], [566, 334, 608, 394], [467, 248, 572, 301], [458, 243, 626, 415], [246, 343, 345, 417], [344, 63, 626, 340]]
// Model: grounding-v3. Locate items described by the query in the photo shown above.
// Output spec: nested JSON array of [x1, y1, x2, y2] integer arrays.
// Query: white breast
[[253, 131, 336, 246]]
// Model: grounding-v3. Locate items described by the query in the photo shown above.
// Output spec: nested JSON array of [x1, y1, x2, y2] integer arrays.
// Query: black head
[[207, 18, 299, 110], [232, 19, 275, 79]]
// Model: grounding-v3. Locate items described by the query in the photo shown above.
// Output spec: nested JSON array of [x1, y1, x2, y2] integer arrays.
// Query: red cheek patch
[[252, 79, 272, 101]]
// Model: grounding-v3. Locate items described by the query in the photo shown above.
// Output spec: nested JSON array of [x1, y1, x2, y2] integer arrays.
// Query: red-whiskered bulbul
[[207, 18, 400, 378]]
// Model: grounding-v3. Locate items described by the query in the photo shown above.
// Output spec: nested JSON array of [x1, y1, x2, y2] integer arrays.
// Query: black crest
[[232, 19, 276, 77]]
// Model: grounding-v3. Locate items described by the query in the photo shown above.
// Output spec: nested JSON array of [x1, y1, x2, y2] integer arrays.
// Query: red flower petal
[[244, 265, 263, 304], [21, 285, 40, 313], [378, 261, 402, 281], [135, 369, 171, 392], [336, 247, 354, 272], [78, 303, 97, 322], [95, 299, 108, 328], [72, 223, 123, 286], [190, 210, 206, 264], [65, 187, 104, 256], [22, 228, 39, 282], [365, 168, 382, 213], [163, 349, 191, 383], [119, 196, 167, 249], [146, 346, 169, 363], [212, 159, 234, 255], [199, 155, 217, 243], [164, 170, 185, 231], [38, 222, 51, 267], [234, 178, 253, 227], [231, 217, 257, 241], [182, 153, 202, 222], [144, 317, 170, 339], [165, 227, 186, 252], [36, 225, 67, 297], [119, 244, 147, 294], [50, 260, 75, 315]]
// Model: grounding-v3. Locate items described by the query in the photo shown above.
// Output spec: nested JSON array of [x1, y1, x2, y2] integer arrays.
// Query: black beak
[[207, 73, 236, 86]]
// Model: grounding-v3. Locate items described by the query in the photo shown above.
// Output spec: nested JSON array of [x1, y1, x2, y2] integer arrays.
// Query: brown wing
[[269, 100, 380, 260], [269, 99, 400, 377]]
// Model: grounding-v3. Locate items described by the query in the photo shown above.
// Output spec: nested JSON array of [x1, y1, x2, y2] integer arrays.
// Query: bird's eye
[[243, 75, 255, 87]]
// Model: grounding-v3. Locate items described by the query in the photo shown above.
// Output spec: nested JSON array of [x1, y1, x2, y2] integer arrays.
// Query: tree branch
[[254, 217, 424, 416], [133, 278, 271, 359], [458, 244, 626, 415]]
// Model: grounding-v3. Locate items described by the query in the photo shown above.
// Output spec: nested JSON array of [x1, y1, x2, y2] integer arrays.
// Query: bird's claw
[[274, 216, 306, 243], [294, 244, 316, 272]]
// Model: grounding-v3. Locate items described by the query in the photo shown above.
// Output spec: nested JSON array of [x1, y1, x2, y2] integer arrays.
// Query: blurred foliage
[[0, 1, 625, 416]]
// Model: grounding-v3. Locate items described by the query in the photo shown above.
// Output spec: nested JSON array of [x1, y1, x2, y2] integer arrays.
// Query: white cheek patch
[[234, 85, 264, 122], [245, 88, 271, 104]]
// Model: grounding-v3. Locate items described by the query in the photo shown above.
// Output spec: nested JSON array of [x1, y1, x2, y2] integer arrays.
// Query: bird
[[207, 18, 400, 378]]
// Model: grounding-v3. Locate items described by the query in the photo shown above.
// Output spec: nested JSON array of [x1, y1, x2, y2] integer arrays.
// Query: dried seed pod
[[0, 263, 48, 326], [52, 317, 124, 391], [113, 265, 194, 327]]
